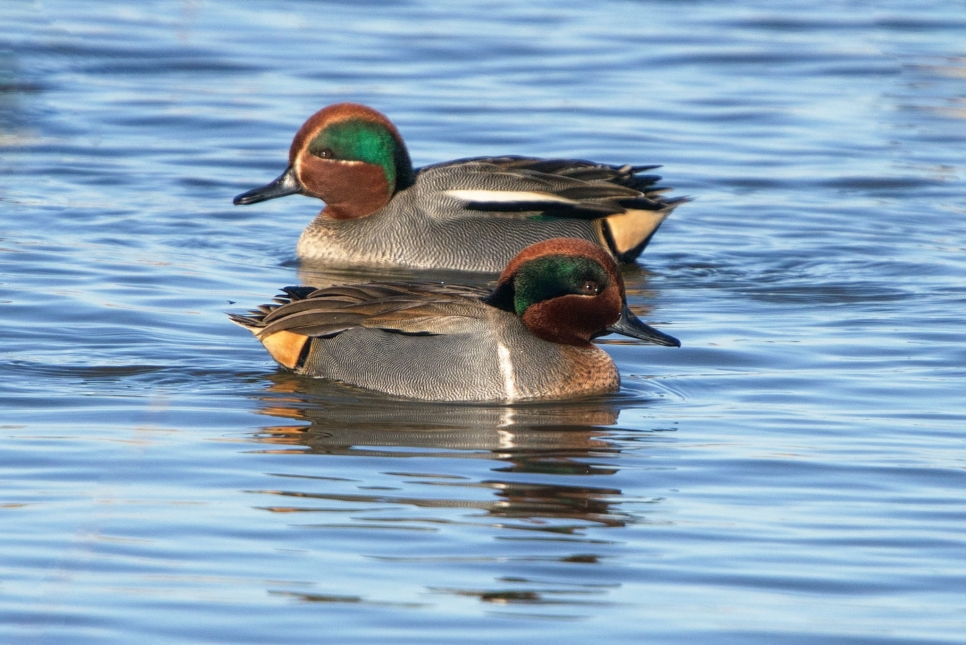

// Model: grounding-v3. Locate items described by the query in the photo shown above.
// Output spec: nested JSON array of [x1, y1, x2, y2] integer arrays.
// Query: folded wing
[[429, 156, 683, 219], [229, 283, 490, 340]]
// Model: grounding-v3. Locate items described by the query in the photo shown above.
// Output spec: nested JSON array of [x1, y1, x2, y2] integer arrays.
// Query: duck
[[233, 103, 686, 272], [229, 238, 680, 402]]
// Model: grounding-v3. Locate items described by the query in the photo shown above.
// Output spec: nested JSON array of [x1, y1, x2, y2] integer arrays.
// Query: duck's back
[[297, 156, 681, 272]]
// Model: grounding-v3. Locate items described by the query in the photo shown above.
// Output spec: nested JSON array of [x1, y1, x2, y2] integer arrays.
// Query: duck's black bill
[[607, 304, 680, 347], [233, 166, 302, 205]]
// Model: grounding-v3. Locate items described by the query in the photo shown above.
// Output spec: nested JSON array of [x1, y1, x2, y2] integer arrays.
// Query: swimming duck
[[234, 103, 685, 272], [230, 238, 679, 402]]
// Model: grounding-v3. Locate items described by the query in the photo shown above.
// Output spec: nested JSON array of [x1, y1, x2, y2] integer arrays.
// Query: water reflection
[[242, 374, 667, 611], [252, 373, 633, 522], [295, 251, 666, 287], [908, 57, 966, 120], [294, 259, 498, 291]]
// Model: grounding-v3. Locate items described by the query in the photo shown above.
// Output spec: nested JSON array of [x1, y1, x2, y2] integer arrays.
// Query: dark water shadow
[[247, 372, 642, 498], [294, 260, 499, 291]]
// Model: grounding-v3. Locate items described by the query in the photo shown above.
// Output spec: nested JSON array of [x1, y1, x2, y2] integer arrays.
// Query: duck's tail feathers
[[604, 196, 690, 262], [229, 287, 318, 369]]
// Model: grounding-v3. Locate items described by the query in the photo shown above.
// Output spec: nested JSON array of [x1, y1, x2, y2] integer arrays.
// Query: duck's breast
[[490, 312, 621, 401]]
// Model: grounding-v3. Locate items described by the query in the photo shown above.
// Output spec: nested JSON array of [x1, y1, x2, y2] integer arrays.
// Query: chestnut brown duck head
[[234, 103, 414, 220]]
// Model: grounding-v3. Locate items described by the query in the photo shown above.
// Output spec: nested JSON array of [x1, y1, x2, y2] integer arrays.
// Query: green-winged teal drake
[[234, 103, 686, 272], [230, 238, 680, 402]]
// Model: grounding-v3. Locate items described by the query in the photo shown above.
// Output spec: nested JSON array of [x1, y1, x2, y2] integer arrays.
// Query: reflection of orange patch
[[260, 425, 308, 435], [266, 380, 305, 395], [257, 434, 304, 447], [260, 330, 308, 369], [260, 406, 305, 420]]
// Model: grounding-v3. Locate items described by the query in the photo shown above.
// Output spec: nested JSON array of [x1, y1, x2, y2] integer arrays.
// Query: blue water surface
[[1, 1, 965, 643]]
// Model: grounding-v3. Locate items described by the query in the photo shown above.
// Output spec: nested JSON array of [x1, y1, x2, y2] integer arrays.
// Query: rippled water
[[2, 1, 965, 643]]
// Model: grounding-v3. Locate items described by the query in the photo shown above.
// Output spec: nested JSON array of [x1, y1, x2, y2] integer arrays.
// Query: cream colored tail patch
[[259, 330, 309, 369], [605, 208, 668, 255]]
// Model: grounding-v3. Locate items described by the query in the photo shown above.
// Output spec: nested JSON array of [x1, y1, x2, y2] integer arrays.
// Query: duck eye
[[581, 280, 600, 295], [315, 148, 334, 159]]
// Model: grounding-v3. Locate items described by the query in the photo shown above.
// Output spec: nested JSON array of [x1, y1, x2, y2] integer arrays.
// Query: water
[[2, 1, 965, 643]]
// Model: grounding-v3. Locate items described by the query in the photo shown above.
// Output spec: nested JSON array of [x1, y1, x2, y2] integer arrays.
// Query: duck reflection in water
[[246, 372, 672, 532], [242, 373, 675, 611]]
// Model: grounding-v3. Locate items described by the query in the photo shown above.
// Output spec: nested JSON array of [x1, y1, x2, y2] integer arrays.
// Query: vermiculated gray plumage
[[298, 156, 686, 271], [230, 281, 620, 402]]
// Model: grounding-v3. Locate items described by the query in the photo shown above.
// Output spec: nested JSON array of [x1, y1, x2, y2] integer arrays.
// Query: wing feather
[[423, 156, 683, 221], [231, 282, 490, 341]]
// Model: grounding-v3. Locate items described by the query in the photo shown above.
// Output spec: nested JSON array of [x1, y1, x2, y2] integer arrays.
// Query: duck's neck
[[294, 113, 416, 220], [299, 158, 394, 220], [521, 296, 612, 347]]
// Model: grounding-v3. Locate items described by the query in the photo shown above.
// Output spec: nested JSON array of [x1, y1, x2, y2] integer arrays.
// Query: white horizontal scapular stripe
[[445, 190, 577, 204]]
